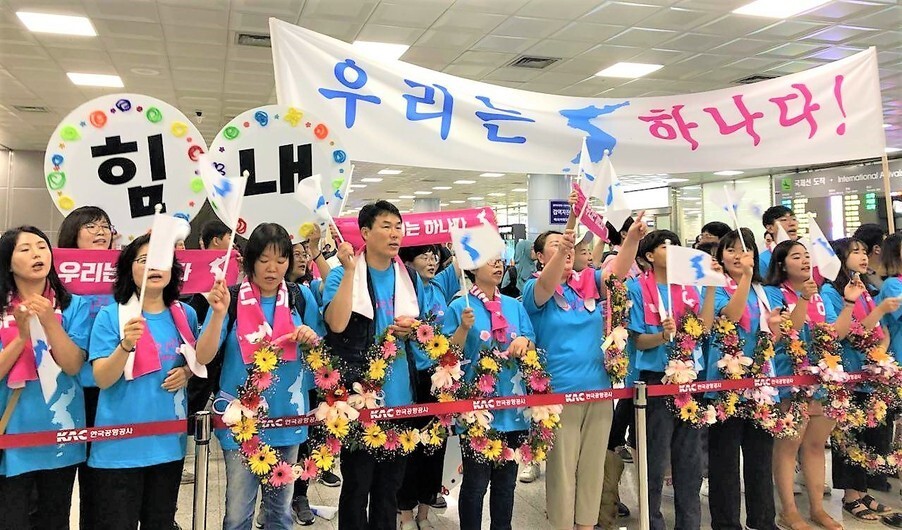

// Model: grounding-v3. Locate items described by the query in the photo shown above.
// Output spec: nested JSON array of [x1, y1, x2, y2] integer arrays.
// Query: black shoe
[[883, 513, 902, 528], [428, 493, 447, 509], [318, 470, 342, 487], [869, 478, 892, 492], [292, 495, 316, 526], [616, 502, 630, 518]]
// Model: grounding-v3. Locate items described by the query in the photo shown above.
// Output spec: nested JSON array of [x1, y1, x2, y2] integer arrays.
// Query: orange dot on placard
[[58, 196, 75, 210], [314, 123, 328, 139], [89, 111, 107, 128]]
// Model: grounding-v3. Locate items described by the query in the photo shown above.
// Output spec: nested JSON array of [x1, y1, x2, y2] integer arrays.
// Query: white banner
[[271, 19, 886, 175]]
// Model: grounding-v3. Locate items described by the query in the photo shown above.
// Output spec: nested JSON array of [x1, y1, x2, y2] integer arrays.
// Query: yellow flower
[[467, 425, 485, 438], [725, 393, 739, 416], [479, 356, 500, 373], [534, 447, 546, 462], [426, 335, 449, 358], [438, 392, 454, 403], [684, 317, 704, 338], [869, 347, 892, 363], [231, 416, 257, 442], [761, 344, 775, 361], [821, 352, 842, 370], [254, 347, 278, 373], [362, 424, 387, 448], [679, 400, 699, 421], [311, 445, 334, 470], [482, 438, 502, 460], [248, 445, 277, 475], [368, 358, 387, 381], [326, 416, 350, 438], [399, 429, 420, 452], [306, 350, 325, 370], [521, 349, 540, 369]]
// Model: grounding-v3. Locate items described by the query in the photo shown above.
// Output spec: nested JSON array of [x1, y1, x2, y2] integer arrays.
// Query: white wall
[[1, 149, 66, 242]]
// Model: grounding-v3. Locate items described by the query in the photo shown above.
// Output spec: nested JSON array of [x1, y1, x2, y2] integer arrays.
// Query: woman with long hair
[[0, 226, 89, 528]]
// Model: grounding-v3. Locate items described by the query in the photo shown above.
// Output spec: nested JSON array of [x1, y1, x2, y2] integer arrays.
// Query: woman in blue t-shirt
[[877, 235, 902, 363], [196, 223, 322, 530], [88, 233, 199, 529], [0, 226, 89, 528], [445, 255, 535, 530]]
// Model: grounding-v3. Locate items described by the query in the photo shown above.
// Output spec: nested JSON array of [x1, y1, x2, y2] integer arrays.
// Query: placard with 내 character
[[44, 94, 207, 241]]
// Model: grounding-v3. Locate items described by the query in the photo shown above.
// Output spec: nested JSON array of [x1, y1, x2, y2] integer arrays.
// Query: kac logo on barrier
[[56, 429, 88, 444], [472, 399, 496, 410]]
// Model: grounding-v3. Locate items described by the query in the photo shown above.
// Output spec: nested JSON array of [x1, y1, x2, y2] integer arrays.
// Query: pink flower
[[528, 373, 550, 393], [315, 367, 341, 390], [269, 461, 295, 487], [519, 443, 534, 463], [299, 458, 319, 481], [540, 427, 554, 442], [416, 325, 435, 344], [439, 414, 454, 427], [382, 340, 397, 359], [253, 372, 273, 391], [477, 374, 496, 395], [673, 393, 691, 408], [240, 436, 261, 455], [500, 446, 515, 461], [384, 430, 400, 451], [325, 436, 342, 455], [469, 436, 489, 452], [479, 330, 491, 342]]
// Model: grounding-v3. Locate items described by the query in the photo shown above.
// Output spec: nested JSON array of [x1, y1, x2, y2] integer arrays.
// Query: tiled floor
[[70, 437, 902, 529]]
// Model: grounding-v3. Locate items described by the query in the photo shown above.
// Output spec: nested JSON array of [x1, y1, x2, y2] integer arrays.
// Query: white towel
[[351, 252, 419, 320]]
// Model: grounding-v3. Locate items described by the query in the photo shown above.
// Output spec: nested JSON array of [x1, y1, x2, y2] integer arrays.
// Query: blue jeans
[[458, 432, 522, 530], [223, 446, 299, 530]]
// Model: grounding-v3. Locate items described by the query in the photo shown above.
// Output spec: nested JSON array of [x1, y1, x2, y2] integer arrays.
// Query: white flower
[[525, 404, 563, 423], [602, 326, 628, 352], [460, 410, 494, 429], [748, 385, 778, 405], [222, 399, 256, 426], [347, 382, 384, 410], [702, 405, 717, 425], [663, 359, 697, 385], [717, 353, 753, 377], [314, 401, 360, 423], [431, 363, 463, 392]]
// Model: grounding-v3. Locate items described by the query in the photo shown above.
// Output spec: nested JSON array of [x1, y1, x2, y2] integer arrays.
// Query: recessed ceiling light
[[511, 188, 528, 192], [664, 178, 690, 183], [16, 11, 97, 36], [414, 191, 432, 195], [440, 202, 449, 206], [733, 0, 830, 19], [350, 184, 367, 188], [352, 41, 410, 61], [399, 195, 416, 199], [378, 169, 403, 175], [450, 200, 466, 204], [479, 172, 505, 177], [454, 180, 476, 184], [361, 177, 383, 183], [130, 67, 159, 76], [67, 72, 123, 87], [432, 186, 452, 190], [468, 196, 484, 201], [488, 192, 506, 197], [886, 147, 901, 154], [713, 170, 744, 176], [595, 62, 663, 79]]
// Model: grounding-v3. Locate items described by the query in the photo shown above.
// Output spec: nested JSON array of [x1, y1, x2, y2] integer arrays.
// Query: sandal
[[778, 512, 813, 530], [863, 495, 896, 516], [810, 510, 844, 530], [882, 513, 902, 528], [842, 499, 880, 522]]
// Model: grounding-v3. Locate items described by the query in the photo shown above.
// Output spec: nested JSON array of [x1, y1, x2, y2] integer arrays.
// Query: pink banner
[[570, 183, 610, 241], [53, 249, 241, 295], [333, 207, 497, 248]]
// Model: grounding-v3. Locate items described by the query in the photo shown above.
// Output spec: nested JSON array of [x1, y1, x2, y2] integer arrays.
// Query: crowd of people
[[0, 195, 901, 530]]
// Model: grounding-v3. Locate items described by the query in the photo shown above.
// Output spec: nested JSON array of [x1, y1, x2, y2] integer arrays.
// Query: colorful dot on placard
[[190, 178, 204, 193], [329, 141, 334, 146], [60, 126, 80, 141], [56, 191, 62, 197], [59, 143, 65, 149], [254, 111, 269, 126], [110, 109, 116, 114], [46, 171, 66, 190], [223, 126, 240, 140], [236, 218, 247, 235], [339, 168, 345, 174], [314, 123, 328, 139], [218, 146, 225, 153], [332, 150, 347, 163], [115, 99, 131, 112], [51, 154, 64, 166], [136, 106, 143, 112], [89, 110, 107, 128], [187, 145, 204, 162], [58, 196, 75, 210], [171, 121, 188, 137], [284, 108, 303, 126], [145, 107, 163, 123], [243, 121, 250, 128], [79, 121, 86, 127], [189, 201, 195, 207], [186, 137, 192, 143], [305, 122, 311, 128]]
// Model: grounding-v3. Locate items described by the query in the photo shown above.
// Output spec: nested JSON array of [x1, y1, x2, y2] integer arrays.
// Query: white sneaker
[[700, 477, 709, 497], [518, 462, 540, 483]]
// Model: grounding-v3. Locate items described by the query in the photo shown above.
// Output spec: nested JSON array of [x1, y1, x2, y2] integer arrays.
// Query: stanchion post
[[634, 382, 650, 530], [192, 411, 211, 530]]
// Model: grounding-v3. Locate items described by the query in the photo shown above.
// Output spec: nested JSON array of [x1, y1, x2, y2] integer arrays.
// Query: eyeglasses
[[83, 222, 113, 234]]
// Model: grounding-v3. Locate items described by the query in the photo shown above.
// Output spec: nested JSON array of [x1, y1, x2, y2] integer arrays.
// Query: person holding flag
[[522, 212, 646, 530], [626, 230, 716, 530], [0, 226, 90, 528]]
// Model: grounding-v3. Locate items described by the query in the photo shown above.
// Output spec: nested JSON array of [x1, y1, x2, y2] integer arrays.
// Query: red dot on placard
[[187, 137, 192, 142], [189, 201, 195, 207], [243, 121, 250, 127], [136, 106, 143, 112], [53, 166, 59, 171], [110, 108, 116, 114]]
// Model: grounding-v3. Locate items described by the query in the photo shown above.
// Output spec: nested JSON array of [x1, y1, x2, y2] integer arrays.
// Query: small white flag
[[775, 223, 792, 244], [666, 245, 727, 287], [592, 151, 631, 230], [294, 174, 334, 230], [450, 224, 506, 270], [197, 154, 247, 227], [146, 212, 191, 271], [577, 137, 597, 184], [807, 214, 841, 281], [712, 185, 746, 230]]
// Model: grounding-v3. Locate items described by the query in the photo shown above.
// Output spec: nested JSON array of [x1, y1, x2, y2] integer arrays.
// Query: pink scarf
[[639, 270, 700, 326], [236, 280, 296, 364], [1, 285, 62, 389], [780, 283, 826, 324], [532, 269, 600, 311], [129, 302, 198, 379], [469, 284, 509, 343], [853, 291, 884, 341]]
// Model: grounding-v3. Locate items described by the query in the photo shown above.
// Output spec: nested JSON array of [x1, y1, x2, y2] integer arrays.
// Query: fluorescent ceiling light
[[886, 147, 901, 154], [454, 180, 476, 184], [361, 177, 383, 183], [488, 192, 506, 197], [350, 184, 367, 188], [479, 172, 505, 177], [733, 0, 830, 19], [398, 195, 416, 199], [67, 72, 123, 87], [884, 124, 892, 129], [432, 186, 452, 190], [440, 202, 449, 206], [450, 200, 466, 204], [353, 40, 410, 61], [511, 188, 528, 192], [17, 11, 97, 36], [595, 62, 662, 79], [378, 169, 403, 175], [664, 178, 689, 183], [713, 170, 744, 176], [414, 191, 432, 195], [468, 196, 484, 201]]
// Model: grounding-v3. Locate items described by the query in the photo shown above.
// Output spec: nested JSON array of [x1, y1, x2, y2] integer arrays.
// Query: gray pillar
[[413, 198, 440, 213], [527, 173, 569, 240]]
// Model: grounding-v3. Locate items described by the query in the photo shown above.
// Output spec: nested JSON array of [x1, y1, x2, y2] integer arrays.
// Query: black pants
[[833, 404, 895, 492], [642, 371, 703, 530], [609, 397, 635, 450], [708, 417, 777, 530], [458, 432, 521, 530], [79, 386, 100, 530], [90, 459, 184, 530], [397, 439, 448, 510], [293, 440, 310, 500], [338, 449, 408, 530], [0, 465, 77, 530]]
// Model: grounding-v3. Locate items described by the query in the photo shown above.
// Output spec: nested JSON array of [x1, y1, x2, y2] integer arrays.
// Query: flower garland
[[708, 317, 745, 422], [832, 427, 902, 476], [224, 339, 303, 488], [778, 318, 847, 425], [745, 329, 807, 438], [663, 312, 716, 427], [458, 345, 561, 465], [603, 275, 630, 384]]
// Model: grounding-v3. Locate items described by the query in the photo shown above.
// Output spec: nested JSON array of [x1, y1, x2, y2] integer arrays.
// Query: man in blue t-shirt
[[759, 205, 799, 275], [323, 200, 425, 530]]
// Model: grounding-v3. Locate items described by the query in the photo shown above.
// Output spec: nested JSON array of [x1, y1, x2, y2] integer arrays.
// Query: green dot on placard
[[145, 107, 163, 123], [223, 126, 240, 140], [46, 171, 66, 190], [60, 126, 80, 141], [190, 177, 204, 193]]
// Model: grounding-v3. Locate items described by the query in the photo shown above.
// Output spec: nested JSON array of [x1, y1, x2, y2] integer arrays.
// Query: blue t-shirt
[[627, 281, 705, 374], [206, 285, 323, 451], [0, 295, 90, 477], [759, 250, 773, 278], [88, 303, 198, 468], [308, 278, 324, 309], [412, 266, 460, 370], [78, 293, 115, 388], [877, 277, 902, 364], [522, 269, 610, 393], [444, 293, 535, 432], [323, 264, 426, 407]]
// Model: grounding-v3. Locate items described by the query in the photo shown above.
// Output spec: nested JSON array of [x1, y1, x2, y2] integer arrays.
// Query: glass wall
[[672, 175, 775, 246]]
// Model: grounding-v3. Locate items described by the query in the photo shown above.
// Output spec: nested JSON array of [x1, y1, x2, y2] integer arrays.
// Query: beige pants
[[545, 400, 614, 529]]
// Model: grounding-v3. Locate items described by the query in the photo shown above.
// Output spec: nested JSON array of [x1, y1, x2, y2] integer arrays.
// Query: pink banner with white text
[[333, 207, 497, 248], [571, 182, 610, 241], [53, 249, 240, 295]]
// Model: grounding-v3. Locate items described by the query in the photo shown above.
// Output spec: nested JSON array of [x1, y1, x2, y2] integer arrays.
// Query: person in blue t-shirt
[[322, 201, 426, 530], [0, 226, 89, 529], [88, 233, 198, 529], [824, 237, 902, 527], [764, 240, 846, 530], [878, 234, 902, 363], [196, 224, 322, 530], [445, 254, 535, 530], [56, 204, 117, 529], [396, 244, 460, 528], [627, 229, 716, 530], [523, 214, 646, 530], [758, 205, 799, 274]]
